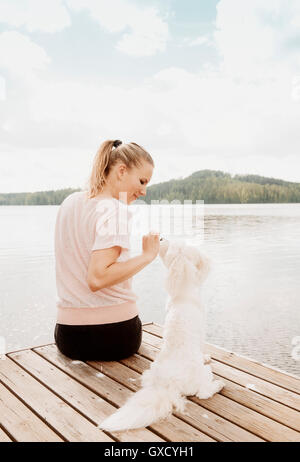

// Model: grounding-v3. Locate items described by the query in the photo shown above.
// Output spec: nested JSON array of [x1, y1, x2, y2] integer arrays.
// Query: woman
[[54, 139, 160, 361]]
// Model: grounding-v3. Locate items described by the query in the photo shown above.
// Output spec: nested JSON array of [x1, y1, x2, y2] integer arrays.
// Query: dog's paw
[[195, 380, 225, 400], [213, 379, 225, 394], [204, 354, 211, 364], [195, 389, 213, 400], [173, 396, 187, 414]]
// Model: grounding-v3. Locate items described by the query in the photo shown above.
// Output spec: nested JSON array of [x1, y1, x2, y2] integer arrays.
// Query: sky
[[1, 0, 300, 193]]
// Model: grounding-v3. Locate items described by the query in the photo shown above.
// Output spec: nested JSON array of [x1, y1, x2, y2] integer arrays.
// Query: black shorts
[[54, 315, 142, 361]]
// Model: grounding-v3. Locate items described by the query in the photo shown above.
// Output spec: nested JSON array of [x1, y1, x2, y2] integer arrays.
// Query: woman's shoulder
[[95, 197, 133, 222], [59, 190, 84, 208]]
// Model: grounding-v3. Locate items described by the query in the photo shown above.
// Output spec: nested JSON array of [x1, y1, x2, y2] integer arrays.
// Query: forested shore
[[1, 170, 299, 205]]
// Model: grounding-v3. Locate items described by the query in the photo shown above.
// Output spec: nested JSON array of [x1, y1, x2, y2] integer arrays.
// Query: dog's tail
[[99, 385, 185, 432]]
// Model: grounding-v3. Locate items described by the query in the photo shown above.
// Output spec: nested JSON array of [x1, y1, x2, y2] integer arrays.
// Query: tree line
[[1, 170, 300, 205], [144, 170, 300, 204], [0, 188, 81, 206]]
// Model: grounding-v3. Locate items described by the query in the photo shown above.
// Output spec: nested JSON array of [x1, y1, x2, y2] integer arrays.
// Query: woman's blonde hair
[[86, 140, 154, 199]]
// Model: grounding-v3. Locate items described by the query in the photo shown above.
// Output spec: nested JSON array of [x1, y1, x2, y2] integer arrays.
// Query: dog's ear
[[165, 254, 197, 297]]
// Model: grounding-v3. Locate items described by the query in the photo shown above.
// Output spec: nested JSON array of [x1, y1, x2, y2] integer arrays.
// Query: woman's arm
[[87, 233, 160, 292]]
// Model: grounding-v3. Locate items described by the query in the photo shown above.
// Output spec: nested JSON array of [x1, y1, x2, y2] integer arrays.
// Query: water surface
[[0, 203, 299, 376]]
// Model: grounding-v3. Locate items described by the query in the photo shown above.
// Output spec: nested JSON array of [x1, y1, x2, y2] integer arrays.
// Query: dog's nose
[[159, 238, 169, 259]]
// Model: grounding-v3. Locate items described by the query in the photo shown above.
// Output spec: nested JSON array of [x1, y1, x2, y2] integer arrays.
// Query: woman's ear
[[165, 254, 196, 297], [116, 163, 128, 180]]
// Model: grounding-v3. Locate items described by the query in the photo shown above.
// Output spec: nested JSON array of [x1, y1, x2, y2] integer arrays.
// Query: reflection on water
[[0, 203, 299, 377], [201, 207, 300, 378]]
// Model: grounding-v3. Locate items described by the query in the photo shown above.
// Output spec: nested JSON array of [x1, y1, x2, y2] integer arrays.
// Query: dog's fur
[[99, 239, 224, 432]]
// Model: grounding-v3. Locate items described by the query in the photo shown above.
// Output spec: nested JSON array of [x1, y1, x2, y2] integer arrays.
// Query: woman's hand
[[142, 232, 160, 263]]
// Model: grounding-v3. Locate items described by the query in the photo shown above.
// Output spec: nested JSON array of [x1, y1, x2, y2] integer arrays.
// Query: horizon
[[1, 168, 299, 196], [1, 0, 300, 192]]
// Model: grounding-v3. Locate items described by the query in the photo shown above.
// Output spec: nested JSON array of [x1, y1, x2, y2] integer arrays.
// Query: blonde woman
[[54, 139, 160, 360]]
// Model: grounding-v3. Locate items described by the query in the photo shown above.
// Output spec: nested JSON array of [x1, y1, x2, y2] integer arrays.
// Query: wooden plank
[[141, 323, 165, 336], [139, 331, 300, 442], [142, 330, 162, 349], [206, 343, 300, 393], [137, 342, 300, 433], [10, 348, 163, 443], [33, 344, 215, 442], [211, 359, 300, 412], [144, 323, 300, 394], [0, 382, 62, 442], [0, 427, 12, 442], [0, 356, 112, 442], [120, 354, 263, 442], [190, 393, 300, 443], [210, 376, 300, 433], [5, 342, 54, 356], [33, 345, 164, 442], [141, 330, 300, 412], [132, 341, 300, 432], [88, 359, 217, 443], [2, 319, 297, 443]]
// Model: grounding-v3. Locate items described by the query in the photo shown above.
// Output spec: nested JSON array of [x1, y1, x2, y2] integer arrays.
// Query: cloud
[[0, 0, 169, 56], [0, 0, 71, 33], [215, 0, 300, 80], [0, 31, 50, 78], [183, 35, 212, 48], [0, 75, 6, 100], [0, 147, 91, 193], [66, 0, 170, 57], [3, 61, 299, 157], [1, 0, 300, 192]]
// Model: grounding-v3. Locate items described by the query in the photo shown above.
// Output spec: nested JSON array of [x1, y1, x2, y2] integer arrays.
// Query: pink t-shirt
[[55, 191, 138, 325]]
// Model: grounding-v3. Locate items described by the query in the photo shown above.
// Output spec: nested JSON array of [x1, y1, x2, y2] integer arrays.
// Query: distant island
[[1, 170, 300, 205]]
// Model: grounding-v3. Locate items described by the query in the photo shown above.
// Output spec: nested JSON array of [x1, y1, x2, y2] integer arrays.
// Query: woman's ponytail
[[86, 139, 154, 199], [87, 140, 115, 199]]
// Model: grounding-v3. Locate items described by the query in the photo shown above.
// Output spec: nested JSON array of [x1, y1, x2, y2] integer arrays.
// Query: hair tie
[[113, 140, 122, 148]]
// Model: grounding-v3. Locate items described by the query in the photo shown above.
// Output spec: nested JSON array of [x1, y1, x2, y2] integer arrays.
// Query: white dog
[[99, 239, 224, 432]]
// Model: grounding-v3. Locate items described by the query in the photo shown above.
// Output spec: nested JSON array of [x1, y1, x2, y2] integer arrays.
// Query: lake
[[0, 203, 299, 377]]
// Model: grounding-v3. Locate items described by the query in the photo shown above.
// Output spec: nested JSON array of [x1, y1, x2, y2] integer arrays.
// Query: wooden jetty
[[0, 322, 299, 442]]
